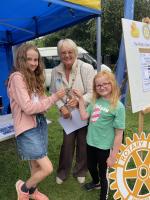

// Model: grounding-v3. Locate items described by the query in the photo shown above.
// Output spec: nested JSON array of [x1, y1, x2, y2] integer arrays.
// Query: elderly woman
[[50, 38, 95, 184]]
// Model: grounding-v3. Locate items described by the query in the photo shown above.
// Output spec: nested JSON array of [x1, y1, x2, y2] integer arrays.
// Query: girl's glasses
[[96, 82, 111, 89]]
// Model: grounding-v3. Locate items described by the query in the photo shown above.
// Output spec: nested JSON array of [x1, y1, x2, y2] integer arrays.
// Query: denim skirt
[[16, 114, 48, 160]]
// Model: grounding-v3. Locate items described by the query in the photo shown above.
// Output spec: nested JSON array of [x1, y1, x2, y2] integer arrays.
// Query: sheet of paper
[[58, 109, 87, 135], [139, 48, 150, 92]]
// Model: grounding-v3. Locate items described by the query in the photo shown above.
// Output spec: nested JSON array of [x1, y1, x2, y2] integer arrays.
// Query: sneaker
[[77, 177, 85, 184], [15, 180, 29, 200], [29, 189, 49, 200], [83, 181, 101, 191], [56, 177, 63, 184]]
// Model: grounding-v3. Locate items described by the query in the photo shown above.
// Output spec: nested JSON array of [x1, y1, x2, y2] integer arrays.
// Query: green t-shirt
[[86, 98, 125, 150]]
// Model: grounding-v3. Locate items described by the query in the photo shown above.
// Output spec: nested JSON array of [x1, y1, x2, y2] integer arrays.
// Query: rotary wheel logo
[[109, 132, 150, 200]]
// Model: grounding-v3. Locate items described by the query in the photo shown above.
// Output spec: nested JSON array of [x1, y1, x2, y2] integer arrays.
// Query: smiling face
[[95, 76, 112, 99], [26, 49, 39, 72], [60, 43, 77, 69]]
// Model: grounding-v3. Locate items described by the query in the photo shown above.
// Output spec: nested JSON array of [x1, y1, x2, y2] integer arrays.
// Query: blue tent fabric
[[0, 0, 101, 45], [0, 45, 13, 114], [0, 0, 101, 113]]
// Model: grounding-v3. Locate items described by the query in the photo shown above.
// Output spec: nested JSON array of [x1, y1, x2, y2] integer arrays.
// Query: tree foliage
[[33, 0, 150, 63]]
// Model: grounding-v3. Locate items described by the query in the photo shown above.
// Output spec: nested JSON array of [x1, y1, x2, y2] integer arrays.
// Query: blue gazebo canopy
[[0, 0, 101, 113]]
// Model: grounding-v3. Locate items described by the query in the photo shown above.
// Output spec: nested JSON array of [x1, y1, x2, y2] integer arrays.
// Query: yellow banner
[[65, 0, 101, 10]]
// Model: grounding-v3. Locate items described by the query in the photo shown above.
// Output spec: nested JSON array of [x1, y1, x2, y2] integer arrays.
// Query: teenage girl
[[73, 70, 125, 200], [7, 43, 65, 200]]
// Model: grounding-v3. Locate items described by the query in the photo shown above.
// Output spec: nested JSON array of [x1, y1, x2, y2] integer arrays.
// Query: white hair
[[101, 64, 111, 72], [57, 38, 78, 57]]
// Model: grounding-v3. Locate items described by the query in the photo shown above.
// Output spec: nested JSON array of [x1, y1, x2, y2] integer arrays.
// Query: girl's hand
[[106, 155, 116, 168], [72, 89, 83, 99], [56, 89, 65, 100]]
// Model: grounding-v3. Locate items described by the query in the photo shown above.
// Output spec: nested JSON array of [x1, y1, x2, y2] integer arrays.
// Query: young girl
[[73, 70, 125, 200], [7, 43, 65, 200]]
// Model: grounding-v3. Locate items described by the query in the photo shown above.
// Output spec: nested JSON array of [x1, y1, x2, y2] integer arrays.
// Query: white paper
[[139, 49, 150, 91], [58, 109, 87, 135]]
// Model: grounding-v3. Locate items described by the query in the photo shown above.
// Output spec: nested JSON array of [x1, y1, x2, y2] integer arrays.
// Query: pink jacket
[[8, 72, 57, 137]]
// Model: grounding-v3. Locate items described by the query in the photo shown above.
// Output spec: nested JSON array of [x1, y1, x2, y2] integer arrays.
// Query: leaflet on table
[[58, 109, 87, 134], [0, 114, 14, 135], [0, 124, 14, 135]]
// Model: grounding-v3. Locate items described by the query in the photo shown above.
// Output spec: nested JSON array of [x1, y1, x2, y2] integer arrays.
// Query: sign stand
[[138, 111, 144, 133], [138, 111, 145, 159], [139, 105, 150, 133]]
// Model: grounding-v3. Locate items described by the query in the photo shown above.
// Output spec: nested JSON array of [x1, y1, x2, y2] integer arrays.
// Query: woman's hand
[[60, 105, 71, 119], [67, 98, 78, 108]]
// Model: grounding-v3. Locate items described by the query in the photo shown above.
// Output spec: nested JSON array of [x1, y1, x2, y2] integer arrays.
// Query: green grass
[[0, 102, 150, 200]]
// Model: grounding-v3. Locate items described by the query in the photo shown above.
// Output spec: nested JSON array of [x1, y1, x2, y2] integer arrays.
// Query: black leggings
[[87, 144, 110, 200]]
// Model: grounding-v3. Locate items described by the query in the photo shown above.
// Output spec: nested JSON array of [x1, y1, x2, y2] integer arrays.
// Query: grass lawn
[[0, 102, 150, 200]]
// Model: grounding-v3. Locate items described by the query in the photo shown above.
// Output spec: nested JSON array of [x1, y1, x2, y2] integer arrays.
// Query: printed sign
[[122, 19, 150, 113]]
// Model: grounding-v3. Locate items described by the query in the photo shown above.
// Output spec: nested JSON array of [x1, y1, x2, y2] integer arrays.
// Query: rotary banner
[[65, 0, 101, 10]]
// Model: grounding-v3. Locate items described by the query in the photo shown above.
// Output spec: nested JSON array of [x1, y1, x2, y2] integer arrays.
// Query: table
[[0, 114, 15, 142], [0, 114, 52, 142]]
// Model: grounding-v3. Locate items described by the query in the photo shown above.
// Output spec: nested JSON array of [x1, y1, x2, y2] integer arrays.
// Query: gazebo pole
[[96, 15, 101, 72]]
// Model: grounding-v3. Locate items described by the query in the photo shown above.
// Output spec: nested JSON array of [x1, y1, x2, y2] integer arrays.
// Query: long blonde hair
[[92, 70, 120, 109], [13, 43, 45, 96]]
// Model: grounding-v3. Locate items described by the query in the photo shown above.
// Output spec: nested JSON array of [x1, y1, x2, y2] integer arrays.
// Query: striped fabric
[[65, 0, 101, 10]]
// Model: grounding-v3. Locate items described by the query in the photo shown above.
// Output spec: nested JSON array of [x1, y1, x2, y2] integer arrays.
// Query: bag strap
[[80, 62, 87, 93]]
